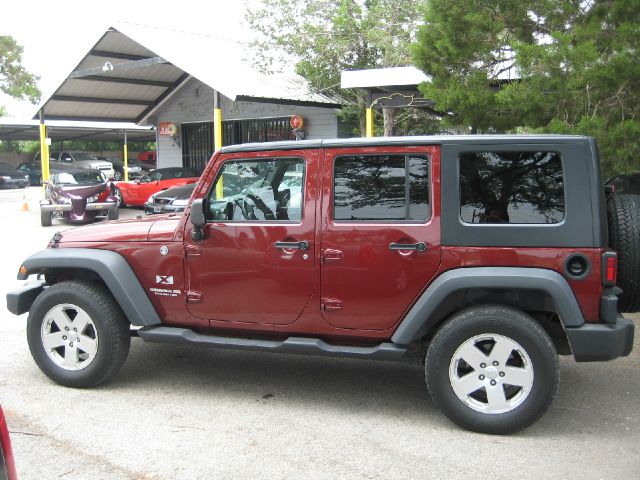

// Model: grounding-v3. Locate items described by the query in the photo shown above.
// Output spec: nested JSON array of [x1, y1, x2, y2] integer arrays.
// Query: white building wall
[[153, 79, 339, 168]]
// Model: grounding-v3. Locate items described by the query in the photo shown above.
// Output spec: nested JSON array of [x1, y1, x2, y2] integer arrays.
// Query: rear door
[[186, 149, 318, 325], [320, 146, 442, 331]]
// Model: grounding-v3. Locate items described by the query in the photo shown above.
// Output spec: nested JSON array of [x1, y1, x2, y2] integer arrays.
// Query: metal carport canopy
[[0, 119, 155, 142], [34, 24, 342, 125]]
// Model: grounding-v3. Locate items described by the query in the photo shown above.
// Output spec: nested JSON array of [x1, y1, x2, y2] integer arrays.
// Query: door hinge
[[185, 244, 202, 258], [186, 290, 203, 303], [321, 248, 343, 263], [321, 297, 343, 312]]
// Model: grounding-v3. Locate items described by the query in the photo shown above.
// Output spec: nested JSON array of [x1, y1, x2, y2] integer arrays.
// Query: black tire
[[425, 305, 559, 434], [607, 193, 640, 312], [114, 187, 126, 208], [40, 209, 52, 227], [108, 207, 119, 221], [26, 280, 131, 388]]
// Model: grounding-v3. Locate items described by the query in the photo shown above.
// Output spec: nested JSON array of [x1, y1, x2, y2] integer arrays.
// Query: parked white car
[[34, 151, 115, 179]]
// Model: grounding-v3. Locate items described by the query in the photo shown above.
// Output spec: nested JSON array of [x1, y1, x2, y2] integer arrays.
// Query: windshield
[[54, 171, 105, 185]]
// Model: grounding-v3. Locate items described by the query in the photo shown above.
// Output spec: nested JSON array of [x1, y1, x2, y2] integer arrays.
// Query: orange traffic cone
[[21, 193, 29, 211]]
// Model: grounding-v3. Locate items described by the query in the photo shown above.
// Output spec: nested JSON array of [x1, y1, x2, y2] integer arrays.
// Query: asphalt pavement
[[0, 186, 638, 479]]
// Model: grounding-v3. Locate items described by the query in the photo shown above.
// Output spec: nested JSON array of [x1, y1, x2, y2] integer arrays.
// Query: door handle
[[389, 242, 427, 252], [274, 240, 310, 251]]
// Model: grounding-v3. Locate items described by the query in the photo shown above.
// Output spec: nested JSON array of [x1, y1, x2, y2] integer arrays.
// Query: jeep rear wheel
[[607, 193, 640, 312], [425, 305, 559, 434], [27, 280, 130, 388]]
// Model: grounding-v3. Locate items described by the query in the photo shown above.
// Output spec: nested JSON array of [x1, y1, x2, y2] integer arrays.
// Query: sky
[[0, 0, 257, 119]]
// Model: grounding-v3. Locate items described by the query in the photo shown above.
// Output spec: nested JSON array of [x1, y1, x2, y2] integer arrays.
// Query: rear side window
[[459, 151, 564, 224], [333, 154, 430, 221]]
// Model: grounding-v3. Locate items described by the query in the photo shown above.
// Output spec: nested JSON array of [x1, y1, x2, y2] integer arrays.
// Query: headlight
[[88, 195, 99, 203], [171, 198, 189, 207], [24, 175, 29, 181], [146, 193, 156, 203], [0, 176, 9, 181]]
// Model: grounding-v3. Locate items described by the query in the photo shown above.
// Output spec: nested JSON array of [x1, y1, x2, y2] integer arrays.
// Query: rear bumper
[[566, 316, 634, 362]]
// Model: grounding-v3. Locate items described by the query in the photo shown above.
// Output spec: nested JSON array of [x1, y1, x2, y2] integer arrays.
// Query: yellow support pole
[[365, 108, 374, 138], [214, 91, 223, 199], [123, 130, 129, 181], [365, 90, 374, 137], [38, 110, 50, 192]]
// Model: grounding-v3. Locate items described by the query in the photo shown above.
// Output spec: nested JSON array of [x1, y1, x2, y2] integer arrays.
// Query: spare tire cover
[[607, 193, 640, 312]]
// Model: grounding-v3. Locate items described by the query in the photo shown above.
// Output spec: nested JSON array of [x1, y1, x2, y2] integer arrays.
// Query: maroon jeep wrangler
[[7, 135, 637, 434]]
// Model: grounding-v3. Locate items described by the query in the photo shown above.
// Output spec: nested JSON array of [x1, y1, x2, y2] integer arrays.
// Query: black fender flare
[[14, 248, 161, 326], [391, 267, 586, 345]]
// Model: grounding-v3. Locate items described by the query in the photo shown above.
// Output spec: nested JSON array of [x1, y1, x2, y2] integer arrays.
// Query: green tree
[[246, 0, 428, 136], [412, 0, 640, 175], [0, 35, 41, 117]]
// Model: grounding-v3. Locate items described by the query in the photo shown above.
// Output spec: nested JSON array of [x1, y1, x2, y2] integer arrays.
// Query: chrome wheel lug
[[65, 327, 69, 331], [480, 363, 486, 368], [499, 372, 505, 377], [69, 342, 74, 347], [62, 335, 67, 340], [492, 361, 499, 366], [490, 380, 496, 386], [479, 374, 485, 380]]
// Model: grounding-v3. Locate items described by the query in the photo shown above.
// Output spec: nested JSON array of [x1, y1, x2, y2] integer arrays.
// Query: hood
[[56, 216, 180, 244]]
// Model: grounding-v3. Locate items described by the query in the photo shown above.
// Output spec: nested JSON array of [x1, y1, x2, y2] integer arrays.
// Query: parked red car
[[0, 406, 17, 480], [111, 167, 199, 207]]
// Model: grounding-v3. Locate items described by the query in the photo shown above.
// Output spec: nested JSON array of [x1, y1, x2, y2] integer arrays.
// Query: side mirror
[[190, 198, 206, 241], [135, 178, 141, 184]]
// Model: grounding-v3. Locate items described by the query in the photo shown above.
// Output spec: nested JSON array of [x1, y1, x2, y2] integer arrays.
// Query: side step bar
[[137, 326, 408, 361]]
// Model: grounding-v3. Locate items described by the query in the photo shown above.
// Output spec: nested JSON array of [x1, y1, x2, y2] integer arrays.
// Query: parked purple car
[[40, 169, 119, 226]]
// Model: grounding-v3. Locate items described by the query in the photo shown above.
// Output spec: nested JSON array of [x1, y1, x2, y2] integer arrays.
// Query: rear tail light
[[602, 251, 617, 287]]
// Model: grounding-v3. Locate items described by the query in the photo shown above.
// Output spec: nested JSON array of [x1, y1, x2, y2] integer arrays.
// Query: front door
[[186, 150, 318, 325], [320, 146, 442, 331]]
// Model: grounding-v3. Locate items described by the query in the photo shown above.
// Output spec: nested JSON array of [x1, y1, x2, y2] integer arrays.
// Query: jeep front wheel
[[27, 280, 130, 388], [425, 305, 559, 434]]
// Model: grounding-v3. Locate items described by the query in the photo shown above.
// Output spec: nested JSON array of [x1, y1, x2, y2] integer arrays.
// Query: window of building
[[459, 151, 565, 224], [207, 158, 304, 221], [333, 154, 430, 221]]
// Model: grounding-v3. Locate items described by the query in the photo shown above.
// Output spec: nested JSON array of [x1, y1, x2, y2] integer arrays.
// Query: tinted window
[[334, 154, 430, 221], [459, 151, 564, 224], [207, 158, 304, 221]]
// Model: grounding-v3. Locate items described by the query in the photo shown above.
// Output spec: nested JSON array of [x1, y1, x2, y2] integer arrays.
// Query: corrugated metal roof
[[36, 24, 342, 124], [0, 118, 155, 142]]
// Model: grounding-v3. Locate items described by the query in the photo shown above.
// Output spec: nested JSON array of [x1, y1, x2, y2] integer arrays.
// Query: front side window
[[333, 154, 430, 221], [207, 157, 304, 221], [459, 151, 564, 224]]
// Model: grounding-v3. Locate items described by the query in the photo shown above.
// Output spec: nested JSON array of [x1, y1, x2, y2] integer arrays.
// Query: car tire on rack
[[607, 193, 640, 312], [26, 280, 131, 388], [40, 209, 52, 227], [425, 305, 559, 435]]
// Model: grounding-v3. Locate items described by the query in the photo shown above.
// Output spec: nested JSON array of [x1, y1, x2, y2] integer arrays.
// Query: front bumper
[[0, 178, 28, 188], [144, 201, 186, 215], [6, 280, 45, 315], [566, 316, 634, 362], [40, 201, 117, 213]]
